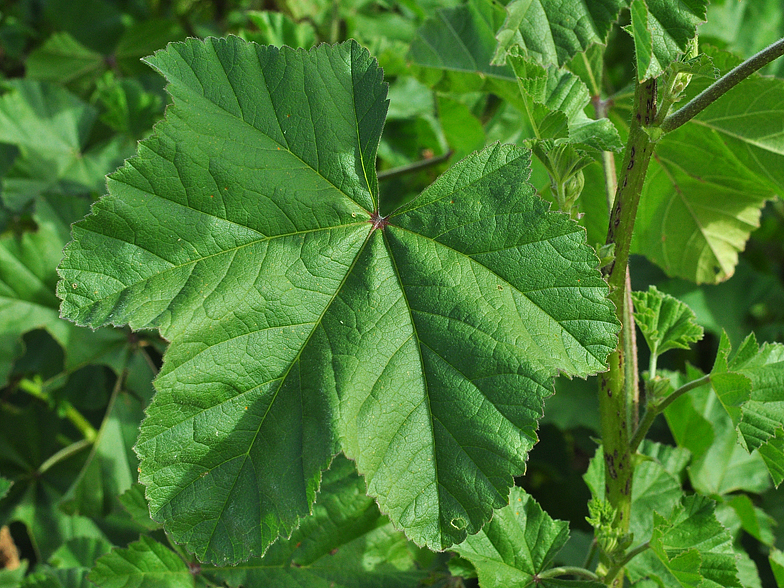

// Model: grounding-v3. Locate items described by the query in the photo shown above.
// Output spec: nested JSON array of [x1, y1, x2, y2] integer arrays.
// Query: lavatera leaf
[[57, 37, 619, 564]]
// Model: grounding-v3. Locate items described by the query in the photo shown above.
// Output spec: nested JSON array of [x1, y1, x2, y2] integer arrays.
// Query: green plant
[[2, 1, 784, 587]]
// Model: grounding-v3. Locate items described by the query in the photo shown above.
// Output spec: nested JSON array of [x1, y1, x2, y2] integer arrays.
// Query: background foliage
[[1, 0, 784, 587]]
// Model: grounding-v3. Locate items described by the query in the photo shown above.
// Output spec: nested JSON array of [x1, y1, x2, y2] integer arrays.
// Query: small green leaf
[[508, 51, 621, 152], [725, 494, 776, 546], [0, 476, 11, 500], [118, 484, 161, 531], [87, 536, 193, 588], [771, 549, 784, 588], [625, 0, 708, 81], [648, 495, 741, 588], [453, 488, 601, 587], [494, 0, 626, 67], [709, 332, 784, 486], [632, 286, 704, 359]]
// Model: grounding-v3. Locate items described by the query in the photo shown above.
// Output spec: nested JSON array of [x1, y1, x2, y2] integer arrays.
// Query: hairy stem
[[597, 77, 658, 588], [604, 542, 651, 583], [630, 374, 711, 453], [660, 37, 784, 133]]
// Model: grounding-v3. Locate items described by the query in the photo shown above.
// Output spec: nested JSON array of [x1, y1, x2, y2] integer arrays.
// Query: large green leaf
[[633, 71, 784, 283], [57, 37, 619, 563], [207, 455, 428, 588], [493, 0, 626, 68], [453, 487, 602, 588], [626, 0, 707, 81]]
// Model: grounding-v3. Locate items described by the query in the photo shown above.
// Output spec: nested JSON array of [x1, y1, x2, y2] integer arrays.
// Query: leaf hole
[[450, 517, 467, 530]]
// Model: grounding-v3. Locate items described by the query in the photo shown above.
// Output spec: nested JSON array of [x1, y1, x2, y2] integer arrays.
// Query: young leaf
[[632, 286, 704, 361], [625, 0, 708, 81], [57, 37, 619, 563], [494, 0, 626, 67], [633, 72, 784, 283], [206, 455, 428, 588], [87, 535, 194, 588], [118, 484, 161, 531], [452, 487, 602, 588], [507, 51, 621, 152]]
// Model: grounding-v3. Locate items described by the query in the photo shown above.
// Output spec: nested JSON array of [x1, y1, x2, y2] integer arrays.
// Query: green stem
[[630, 374, 711, 453], [604, 542, 651, 583], [536, 566, 601, 582], [18, 378, 98, 443], [37, 439, 92, 476], [597, 77, 658, 588], [377, 150, 453, 182], [660, 37, 784, 133]]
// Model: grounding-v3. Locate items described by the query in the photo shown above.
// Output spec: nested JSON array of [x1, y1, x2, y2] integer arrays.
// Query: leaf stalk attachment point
[[660, 37, 784, 133]]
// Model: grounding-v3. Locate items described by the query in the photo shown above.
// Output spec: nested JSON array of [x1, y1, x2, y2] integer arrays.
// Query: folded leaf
[[57, 37, 618, 563], [632, 285, 704, 360]]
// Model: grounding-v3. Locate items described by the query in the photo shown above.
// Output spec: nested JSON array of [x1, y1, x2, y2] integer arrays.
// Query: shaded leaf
[[57, 37, 618, 563], [25, 32, 105, 92], [408, 0, 519, 102], [725, 494, 775, 546], [207, 455, 427, 588], [118, 484, 161, 532], [632, 285, 704, 360], [662, 370, 771, 495], [0, 80, 131, 212], [87, 536, 193, 588], [771, 549, 784, 588], [710, 332, 784, 486]]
